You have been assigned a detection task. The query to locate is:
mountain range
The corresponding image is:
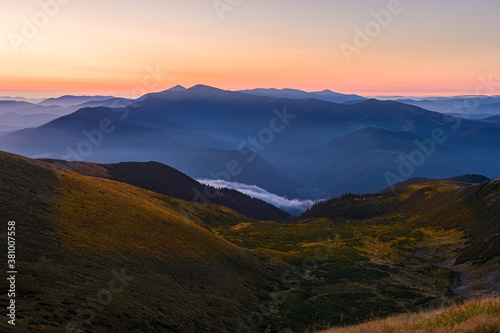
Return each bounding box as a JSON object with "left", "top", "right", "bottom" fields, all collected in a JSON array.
[
  {"left": 239, "top": 88, "right": 367, "bottom": 104},
  {"left": 394, "top": 96, "right": 500, "bottom": 119},
  {"left": 2, "top": 85, "right": 500, "bottom": 203},
  {"left": 0, "top": 96, "right": 134, "bottom": 131}
]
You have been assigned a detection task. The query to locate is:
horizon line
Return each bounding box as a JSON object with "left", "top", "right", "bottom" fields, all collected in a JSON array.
[{"left": 1, "top": 85, "right": 499, "bottom": 100}]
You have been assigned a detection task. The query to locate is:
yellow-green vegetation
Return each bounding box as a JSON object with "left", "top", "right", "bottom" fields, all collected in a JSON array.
[
  {"left": 302, "top": 179, "right": 500, "bottom": 265},
  {"left": 42, "top": 159, "right": 292, "bottom": 221},
  {"left": 54, "top": 171, "right": 254, "bottom": 254},
  {"left": 318, "top": 297, "right": 500, "bottom": 333},
  {"left": 0, "top": 151, "right": 282, "bottom": 332},
  {"left": 1, "top": 150, "right": 499, "bottom": 333},
  {"left": 214, "top": 218, "right": 464, "bottom": 331}
]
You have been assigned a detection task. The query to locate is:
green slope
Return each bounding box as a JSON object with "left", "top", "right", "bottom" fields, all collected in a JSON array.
[
  {"left": 40, "top": 159, "right": 291, "bottom": 220},
  {"left": 214, "top": 180, "right": 500, "bottom": 331},
  {"left": 303, "top": 179, "right": 500, "bottom": 265},
  {"left": 0, "top": 151, "right": 284, "bottom": 332},
  {"left": 1, "top": 151, "right": 499, "bottom": 332}
]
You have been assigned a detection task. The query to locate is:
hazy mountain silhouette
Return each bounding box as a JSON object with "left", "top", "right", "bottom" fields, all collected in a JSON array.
[
  {"left": 0, "top": 98, "right": 134, "bottom": 129},
  {"left": 395, "top": 97, "right": 500, "bottom": 116},
  {"left": 38, "top": 95, "right": 117, "bottom": 107},
  {"left": 73, "top": 97, "right": 133, "bottom": 108},
  {"left": 176, "top": 147, "right": 301, "bottom": 198},
  {"left": 0, "top": 100, "right": 64, "bottom": 116},
  {"left": 0, "top": 112, "right": 59, "bottom": 127},
  {"left": 239, "top": 88, "right": 367, "bottom": 104},
  {"left": 2, "top": 85, "right": 500, "bottom": 199},
  {"left": 0, "top": 96, "right": 44, "bottom": 103},
  {"left": 278, "top": 127, "right": 488, "bottom": 198}
]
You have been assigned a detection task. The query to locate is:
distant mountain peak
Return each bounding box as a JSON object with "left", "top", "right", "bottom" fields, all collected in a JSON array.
[
  {"left": 189, "top": 84, "right": 222, "bottom": 91},
  {"left": 184, "top": 84, "right": 230, "bottom": 96},
  {"left": 167, "top": 85, "right": 187, "bottom": 92}
]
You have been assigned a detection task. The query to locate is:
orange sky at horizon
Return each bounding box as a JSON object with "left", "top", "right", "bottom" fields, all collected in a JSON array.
[{"left": 1, "top": 0, "right": 500, "bottom": 99}]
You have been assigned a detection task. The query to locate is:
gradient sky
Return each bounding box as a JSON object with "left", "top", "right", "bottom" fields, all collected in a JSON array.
[{"left": 1, "top": 0, "right": 500, "bottom": 98}]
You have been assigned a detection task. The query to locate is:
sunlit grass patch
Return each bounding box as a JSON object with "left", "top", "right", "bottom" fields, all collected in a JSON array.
[{"left": 318, "top": 298, "right": 500, "bottom": 333}]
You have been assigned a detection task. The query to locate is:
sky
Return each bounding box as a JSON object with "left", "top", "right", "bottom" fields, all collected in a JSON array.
[{"left": 1, "top": 0, "right": 500, "bottom": 98}]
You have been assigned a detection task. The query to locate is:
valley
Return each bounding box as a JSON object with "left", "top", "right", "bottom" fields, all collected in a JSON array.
[{"left": 0, "top": 151, "right": 498, "bottom": 332}]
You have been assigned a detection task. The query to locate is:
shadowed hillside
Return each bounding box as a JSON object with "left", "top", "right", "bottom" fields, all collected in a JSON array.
[
  {"left": 40, "top": 159, "right": 291, "bottom": 220},
  {"left": 0, "top": 151, "right": 286, "bottom": 332}
]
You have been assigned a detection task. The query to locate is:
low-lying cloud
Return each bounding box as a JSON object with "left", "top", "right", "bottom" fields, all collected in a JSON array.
[{"left": 196, "top": 179, "right": 317, "bottom": 215}]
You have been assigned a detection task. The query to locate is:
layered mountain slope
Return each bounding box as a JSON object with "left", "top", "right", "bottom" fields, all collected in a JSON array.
[
  {"left": 395, "top": 96, "right": 500, "bottom": 116},
  {"left": 2, "top": 85, "right": 500, "bottom": 201},
  {"left": 239, "top": 88, "right": 366, "bottom": 104},
  {"left": 0, "top": 100, "right": 71, "bottom": 116},
  {"left": 175, "top": 148, "right": 301, "bottom": 198},
  {"left": 281, "top": 127, "right": 486, "bottom": 198},
  {"left": 0, "top": 97, "right": 134, "bottom": 129},
  {"left": 38, "top": 95, "right": 118, "bottom": 107}
]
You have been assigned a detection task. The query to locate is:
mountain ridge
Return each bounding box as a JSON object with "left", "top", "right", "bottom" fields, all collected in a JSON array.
[
  {"left": 239, "top": 87, "right": 367, "bottom": 104},
  {"left": 2, "top": 86, "right": 500, "bottom": 200},
  {"left": 40, "top": 158, "right": 291, "bottom": 220}
]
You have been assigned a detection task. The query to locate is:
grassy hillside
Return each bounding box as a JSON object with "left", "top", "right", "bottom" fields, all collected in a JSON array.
[
  {"left": 40, "top": 159, "right": 290, "bottom": 220},
  {"left": 302, "top": 179, "right": 500, "bottom": 265},
  {"left": 379, "top": 174, "right": 490, "bottom": 192},
  {"left": 1, "top": 151, "right": 499, "bottom": 332},
  {"left": 0, "top": 151, "right": 285, "bottom": 332},
  {"left": 214, "top": 216, "right": 465, "bottom": 331},
  {"left": 215, "top": 179, "right": 500, "bottom": 331},
  {"left": 318, "top": 298, "right": 500, "bottom": 333}
]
